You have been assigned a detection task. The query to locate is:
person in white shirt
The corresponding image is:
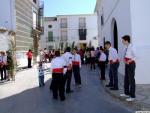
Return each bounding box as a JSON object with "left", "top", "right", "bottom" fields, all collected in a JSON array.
[
  {"left": 0, "top": 51, "right": 7, "bottom": 81},
  {"left": 120, "top": 35, "right": 136, "bottom": 102},
  {"left": 51, "top": 50, "right": 66, "bottom": 101},
  {"left": 105, "top": 41, "right": 120, "bottom": 90},
  {"left": 72, "top": 48, "right": 82, "bottom": 87},
  {"left": 99, "top": 48, "right": 106, "bottom": 80},
  {"left": 90, "top": 47, "right": 96, "bottom": 70},
  {"left": 62, "top": 47, "right": 73, "bottom": 93}
]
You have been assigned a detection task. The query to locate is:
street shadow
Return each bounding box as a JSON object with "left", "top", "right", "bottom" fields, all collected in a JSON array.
[{"left": 0, "top": 65, "right": 134, "bottom": 113}]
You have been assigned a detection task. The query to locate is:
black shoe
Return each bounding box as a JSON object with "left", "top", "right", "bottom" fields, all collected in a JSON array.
[
  {"left": 66, "top": 90, "right": 73, "bottom": 94},
  {"left": 53, "top": 97, "right": 58, "bottom": 100},
  {"left": 110, "top": 87, "right": 119, "bottom": 90},
  {"left": 60, "top": 97, "right": 65, "bottom": 101},
  {"left": 106, "top": 84, "right": 113, "bottom": 87}
]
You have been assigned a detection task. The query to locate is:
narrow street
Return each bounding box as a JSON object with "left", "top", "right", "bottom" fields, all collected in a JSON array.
[{"left": 0, "top": 64, "right": 134, "bottom": 113}]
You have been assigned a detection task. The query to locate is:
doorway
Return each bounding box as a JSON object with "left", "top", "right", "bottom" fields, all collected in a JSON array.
[{"left": 111, "top": 19, "right": 118, "bottom": 52}]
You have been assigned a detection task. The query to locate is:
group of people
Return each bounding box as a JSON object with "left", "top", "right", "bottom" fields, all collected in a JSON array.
[
  {"left": 38, "top": 47, "right": 82, "bottom": 101},
  {"left": 76, "top": 35, "right": 136, "bottom": 102},
  {"left": 0, "top": 51, "right": 15, "bottom": 81},
  {"left": 37, "top": 35, "right": 136, "bottom": 102},
  {"left": 98, "top": 35, "right": 136, "bottom": 102}
]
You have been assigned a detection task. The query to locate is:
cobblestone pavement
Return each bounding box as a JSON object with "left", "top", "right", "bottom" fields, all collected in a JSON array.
[{"left": 0, "top": 64, "right": 134, "bottom": 113}]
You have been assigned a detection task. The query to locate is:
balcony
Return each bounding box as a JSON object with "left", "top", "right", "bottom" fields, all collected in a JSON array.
[{"left": 79, "top": 29, "right": 87, "bottom": 40}]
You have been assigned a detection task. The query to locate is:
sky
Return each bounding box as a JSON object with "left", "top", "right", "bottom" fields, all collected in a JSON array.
[{"left": 44, "top": 0, "right": 97, "bottom": 17}]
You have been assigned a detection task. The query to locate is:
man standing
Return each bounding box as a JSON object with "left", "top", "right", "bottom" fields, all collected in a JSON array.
[
  {"left": 72, "top": 48, "right": 82, "bottom": 87},
  {"left": 62, "top": 47, "right": 73, "bottom": 93},
  {"left": 120, "top": 35, "right": 136, "bottom": 102},
  {"left": 105, "top": 41, "right": 120, "bottom": 90},
  {"left": 51, "top": 51, "right": 66, "bottom": 101},
  {"left": 98, "top": 48, "right": 106, "bottom": 80},
  {"left": 26, "top": 49, "right": 32, "bottom": 68}
]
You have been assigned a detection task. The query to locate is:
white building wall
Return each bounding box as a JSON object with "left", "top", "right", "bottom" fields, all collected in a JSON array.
[
  {"left": 41, "top": 14, "right": 98, "bottom": 50},
  {"left": 58, "top": 14, "right": 98, "bottom": 48},
  {"left": 130, "top": 0, "right": 150, "bottom": 84},
  {"left": 97, "top": 0, "right": 132, "bottom": 75},
  {"left": 96, "top": 0, "right": 150, "bottom": 84},
  {"left": 0, "top": 0, "right": 16, "bottom": 30},
  {"left": 40, "top": 18, "right": 59, "bottom": 50}
]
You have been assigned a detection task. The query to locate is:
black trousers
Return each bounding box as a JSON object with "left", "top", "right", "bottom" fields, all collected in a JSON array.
[
  {"left": 73, "top": 65, "right": 81, "bottom": 85},
  {"left": 28, "top": 58, "right": 32, "bottom": 68},
  {"left": 64, "top": 70, "right": 72, "bottom": 92},
  {"left": 90, "top": 57, "right": 96, "bottom": 69},
  {"left": 124, "top": 63, "right": 136, "bottom": 98},
  {"left": 52, "top": 73, "right": 65, "bottom": 100},
  {"left": 109, "top": 63, "right": 119, "bottom": 89},
  {"left": 99, "top": 61, "right": 106, "bottom": 80},
  {"left": 0, "top": 66, "right": 7, "bottom": 80}
]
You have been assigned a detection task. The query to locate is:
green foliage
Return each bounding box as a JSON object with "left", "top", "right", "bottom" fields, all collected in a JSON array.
[{"left": 6, "top": 49, "right": 14, "bottom": 70}]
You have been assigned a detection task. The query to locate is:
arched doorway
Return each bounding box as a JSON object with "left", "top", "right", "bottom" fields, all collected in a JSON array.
[{"left": 111, "top": 19, "right": 118, "bottom": 51}]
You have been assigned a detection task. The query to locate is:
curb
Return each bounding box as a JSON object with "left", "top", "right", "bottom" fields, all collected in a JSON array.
[{"left": 100, "top": 80, "right": 150, "bottom": 111}]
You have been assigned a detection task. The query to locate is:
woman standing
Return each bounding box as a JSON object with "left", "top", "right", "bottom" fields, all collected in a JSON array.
[{"left": 26, "top": 49, "right": 32, "bottom": 68}]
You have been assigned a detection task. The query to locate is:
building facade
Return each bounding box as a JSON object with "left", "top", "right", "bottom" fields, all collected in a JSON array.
[
  {"left": 95, "top": 0, "right": 150, "bottom": 84},
  {"left": 0, "top": 0, "right": 44, "bottom": 67},
  {"left": 40, "top": 14, "right": 98, "bottom": 50}
]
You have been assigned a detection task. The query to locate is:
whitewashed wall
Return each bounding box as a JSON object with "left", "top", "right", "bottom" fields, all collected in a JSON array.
[
  {"left": 58, "top": 14, "right": 98, "bottom": 48},
  {"left": 0, "top": 33, "right": 9, "bottom": 51},
  {"left": 0, "top": 0, "right": 16, "bottom": 31},
  {"left": 96, "top": 0, "right": 132, "bottom": 75},
  {"left": 41, "top": 15, "right": 98, "bottom": 50},
  {"left": 130, "top": 0, "right": 150, "bottom": 84},
  {"left": 96, "top": 0, "right": 150, "bottom": 84}
]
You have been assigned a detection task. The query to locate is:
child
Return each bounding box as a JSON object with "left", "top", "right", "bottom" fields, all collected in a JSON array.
[{"left": 38, "top": 62, "right": 45, "bottom": 87}]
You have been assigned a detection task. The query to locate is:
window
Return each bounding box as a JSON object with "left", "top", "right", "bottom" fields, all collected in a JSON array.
[
  {"left": 48, "top": 31, "right": 53, "bottom": 42},
  {"left": 33, "top": 0, "right": 36, "bottom": 4},
  {"left": 33, "top": 11, "right": 37, "bottom": 29},
  {"left": 60, "top": 18, "right": 67, "bottom": 28},
  {"left": 61, "top": 30, "right": 67, "bottom": 41},
  {"left": 79, "top": 29, "right": 87, "bottom": 40},
  {"left": 101, "top": 15, "right": 104, "bottom": 26},
  {"left": 79, "top": 18, "right": 86, "bottom": 29}
]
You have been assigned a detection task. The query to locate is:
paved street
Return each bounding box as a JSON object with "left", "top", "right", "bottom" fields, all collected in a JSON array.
[{"left": 0, "top": 64, "right": 134, "bottom": 113}]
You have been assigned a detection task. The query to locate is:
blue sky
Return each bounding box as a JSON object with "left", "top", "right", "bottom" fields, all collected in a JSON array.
[{"left": 44, "top": 0, "right": 97, "bottom": 17}]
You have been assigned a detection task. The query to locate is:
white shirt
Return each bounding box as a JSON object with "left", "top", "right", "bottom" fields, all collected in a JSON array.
[
  {"left": 51, "top": 56, "right": 66, "bottom": 70},
  {"left": 99, "top": 52, "right": 106, "bottom": 61},
  {"left": 108, "top": 47, "right": 119, "bottom": 62},
  {"left": 72, "top": 53, "right": 81, "bottom": 68},
  {"left": 0, "top": 56, "right": 2, "bottom": 63},
  {"left": 0, "top": 55, "right": 7, "bottom": 64},
  {"left": 90, "top": 51, "right": 95, "bottom": 57},
  {"left": 62, "top": 52, "right": 73, "bottom": 66},
  {"left": 124, "top": 44, "right": 136, "bottom": 61},
  {"left": 38, "top": 66, "right": 45, "bottom": 77}
]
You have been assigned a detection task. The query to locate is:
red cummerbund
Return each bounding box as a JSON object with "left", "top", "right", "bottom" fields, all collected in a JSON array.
[
  {"left": 109, "top": 59, "right": 119, "bottom": 64},
  {"left": 72, "top": 61, "right": 80, "bottom": 65},
  {"left": 124, "top": 57, "right": 135, "bottom": 64},
  {"left": 52, "top": 68, "right": 63, "bottom": 73}
]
